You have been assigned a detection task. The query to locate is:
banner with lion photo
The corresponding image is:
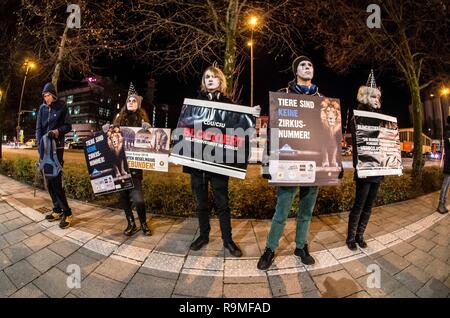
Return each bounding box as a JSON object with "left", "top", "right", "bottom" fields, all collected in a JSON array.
[
  {"left": 121, "top": 127, "right": 171, "bottom": 172},
  {"left": 267, "top": 92, "right": 342, "bottom": 186},
  {"left": 84, "top": 128, "right": 134, "bottom": 195}
]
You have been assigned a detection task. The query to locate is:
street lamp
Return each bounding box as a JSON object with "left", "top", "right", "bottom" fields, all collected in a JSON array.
[
  {"left": 247, "top": 15, "right": 259, "bottom": 107},
  {"left": 16, "top": 60, "right": 36, "bottom": 143}
]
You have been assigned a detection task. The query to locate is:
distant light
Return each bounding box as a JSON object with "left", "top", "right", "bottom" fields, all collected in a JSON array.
[
  {"left": 430, "top": 94, "right": 434, "bottom": 98},
  {"left": 440, "top": 87, "right": 450, "bottom": 96},
  {"left": 247, "top": 41, "right": 253, "bottom": 47},
  {"left": 248, "top": 16, "right": 258, "bottom": 28},
  {"left": 87, "top": 76, "right": 97, "bottom": 83}
]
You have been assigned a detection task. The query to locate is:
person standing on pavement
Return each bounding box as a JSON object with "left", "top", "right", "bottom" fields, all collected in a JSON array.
[
  {"left": 258, "top": 56, "right": 332, "bottom": 270},
  {"left": 36, "top": 82, "right": 73, "bottom": 229},
  {"left": 437, "top": 115, "right": 450, "bottom": 214},
  {"left": 105, "top": 82, "right": 152, "bottom": 236},
  {"left": 346, "top": 70, "right": 384, "bottom": 251},
  {"left": 186, "top": 65, "right": 261, "bottom": 257}
]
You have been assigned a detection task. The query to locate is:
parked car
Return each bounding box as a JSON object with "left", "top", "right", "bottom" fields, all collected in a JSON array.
[
  {"left": 25, "top": 139, "right": 37, "bottom": 147},
  {"left": 68, "top": 138, "right": 87, "bottom": 149}
]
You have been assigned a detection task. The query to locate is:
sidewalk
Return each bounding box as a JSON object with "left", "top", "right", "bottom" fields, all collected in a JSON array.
[{"left": 0, "top": 174, "right": 449, "bottom": 298}]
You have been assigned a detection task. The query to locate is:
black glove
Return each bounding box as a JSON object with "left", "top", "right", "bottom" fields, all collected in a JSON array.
[
  {"left": 338, "top": 164, "right": 344, "bottom": 179},
  {"left": 47, "top": 131, "right": 55, "bottom": 139},
  {"left": 261, "top": 164, "right": 272, "bottom": 180}
]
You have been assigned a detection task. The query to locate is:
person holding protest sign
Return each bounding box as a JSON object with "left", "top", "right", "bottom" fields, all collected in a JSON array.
[
  {"left": 437, "top": 116, "right": 450, "bottom": 214},
  {"left": 258, "top": 56, "right": 327, "bottom": 270},
  {"left": 186, "top": 65, "right": 260, "bottom": 257},
  {"left": 104, "top": 82, "right": 152, "bottom": 236},
  {"left": 346, "top": 70, "right": 384, "bottom": 251},
  {"left": 36, "top": 82, "right": 73, "bottom": 229}
]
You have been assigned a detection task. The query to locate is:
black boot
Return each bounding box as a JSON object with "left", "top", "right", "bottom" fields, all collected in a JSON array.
[
  {"left": 124, "top": 210, "right": 138, "bottom": 236},
  {"left": 136, "top": 203, "right": 151, "bottom": 236},
  {"left": 355, "top": 235, "right": 367, "bottom": 248},
  {"left": 346, "top": 209, "right": 360, "bottom": 249},
  {"left": 437, "top": 202, "right": 449, "bottom": 214},
  {"left": 294, "top": 244, "right": 315, "bottom": 265}
]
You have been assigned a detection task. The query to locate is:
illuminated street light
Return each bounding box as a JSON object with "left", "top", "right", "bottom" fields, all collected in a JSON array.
[
  {"left": 17, "top": 59, "right": 37, "bottom": 143},
  {"left": 440, "top": 87, "right": 450, "bottom": 96},
  {"left": 247, "top": 15, "right": 259, "bottom": 107}
]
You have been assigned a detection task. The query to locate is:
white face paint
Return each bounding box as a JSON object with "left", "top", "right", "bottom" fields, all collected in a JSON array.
[
  {"left": 368, "top": 90, "right": 381, "bottom": 109},
  {"left": 297, "top": 61, "right": 314, "bottom": 81},
  {"left": 204, "top": 70, "right": 220, "bottom": 92},
  {"left": 127, "top": 96, "right": 138, "bottom": 112}
]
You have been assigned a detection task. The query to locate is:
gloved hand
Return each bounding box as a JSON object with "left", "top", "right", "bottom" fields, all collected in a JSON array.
[
  {"left": 102, "top": 123, "right": 111, "bottom": 133},
  {"left": 338, "top": 164, "right": 344, "bottom": 179},
  {"left": 142, "top": 120, "right": 151, "bottom": 130},
  {"left": 47, "top": 130, "right": 57, "bottom": 139},
  {"left": 252, "top": 105, "right": 261, "bottom": 118},
  {"left": 261, "top": 164, "right": 272, "bottom": 180}
]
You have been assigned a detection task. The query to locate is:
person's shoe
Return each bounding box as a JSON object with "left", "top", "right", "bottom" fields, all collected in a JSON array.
[
  {"left": 355, "top": 236, "right": 368, "bottom": 248},
  {"left": 45, "top": 211, "right": 63, "bottom": 222},
  {"left": 294, "top": 244, "right": 315, "bottom": 265},
  {"left": 224, "top": 240, "right": 243, "bottom": 257},
  {"left": 140, "top": 221, "right": 152, "bottom": 236},
  {"left": 257, "top": 248, "right": 275, "bottom": 270},
  {"left": 190, "top": 236, "right": 209, "bottom": 251},
  {"left": 346, "top": 241, "right": 358, "bottom": 251},
  {"left": 124, "top": 216, "right": 138, "bottom": 236},
  {"left": 59, "top": 214, "right": 73, "bottom": 229},
  {"left": 437, "top": 203, "right": 449, "bottom": 214}
]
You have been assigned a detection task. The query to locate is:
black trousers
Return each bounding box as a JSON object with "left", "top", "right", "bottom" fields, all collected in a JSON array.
[
  {"left": 119, "top": 177, "right": 146, "bottom": 223},
  {"left": 47, "top": 149, "right": 71, "bottom": 215},
  {"left": 347, "top": 180, "right": 380, "bottom": 242},
  {"left": 190, "top": 172, "right": 232, "bottom": 244}
]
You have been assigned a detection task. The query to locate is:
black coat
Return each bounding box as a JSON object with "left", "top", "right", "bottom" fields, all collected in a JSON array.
[
  {"left": 350, "top": 103, "right": 384, "bottom": 183},
  {"left": 443, "top": 125, "right": 450, "bottom": 174}
]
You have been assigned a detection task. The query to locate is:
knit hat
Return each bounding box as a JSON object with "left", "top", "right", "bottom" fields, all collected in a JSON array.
[
  {"left": 42, "top": 82, "right": 57, "bottom": 99},
  {"left": 292, "top": 55, "right": 313, "bottom": 75}
]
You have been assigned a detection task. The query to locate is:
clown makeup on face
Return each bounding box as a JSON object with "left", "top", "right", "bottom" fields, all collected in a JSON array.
[
  {"left": 368, "top": 90, "right": 381, "bottom": 109},
  {"left": 127, "top": 96, "right": 139, "bottom": 112},
  {"left": 204, "top": 70, "right": 221, "bottom": 92},
  {"left": 297, "top": 61, "right": 314, "bottom": 83}
]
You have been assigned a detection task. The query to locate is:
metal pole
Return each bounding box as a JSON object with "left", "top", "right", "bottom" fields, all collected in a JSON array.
[
  {"left": 17, "top": 64, "right": 30, "bottom": 141},
  {"left": 250, "top": 30, "right": 254, "bottom": 107}
]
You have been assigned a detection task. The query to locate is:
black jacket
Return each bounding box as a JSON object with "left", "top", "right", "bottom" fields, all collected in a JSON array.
[
  {"left": 350, "top": 103, "right": 384, "bottom": 183},
  {"left": 444, "top": 125, "right": 450, "bottom": 174},
  {"left": 182, "top": 91, "right": 233, "bottom": 176},
  {"left": 36, "top": 99, "right": 72, "bottom": 152}
]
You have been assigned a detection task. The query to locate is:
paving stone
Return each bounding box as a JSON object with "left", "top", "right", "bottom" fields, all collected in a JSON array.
[
  {"left": 0, "top": 270, "right": 17, "bottom": 297},
  {"left": 404, "top": 249, "right": 434, "bottom": 270},
  {"left": 47, "top": 239, "right": 81, "bottom": 258},
  {"left": 0, "top": 235, "right": 8, "bottom": 250},
  {"left": 357, "top": 270, "right": 404, "bottom": 298},
  {"left": 224, "top": 283, "right": 272, "bottom": 298},
  {"left": 33, "top": 267, "right": 73, "bottom": 298},
  {"left": 173, "top": 273, "right": 223, "bottom": 297},
  {"left": 4, "top": 260, "right": 41, "bottom": 288},
  {"left": 20, "top": 223, "right": 45, "bottom": 236},
  {"left": 341, "top": 257, "right": 378, "bottom": 279},
  {"left": 10, "top": 283, "right": 48, "bottom": 298},
  {"left": 410, "top": 237, "right": 437, "bottom": 253},
  {"left": 429, "top": 245, "right": 450, "bottom": 263},
  {"left": 394, "top": 265, "right": 432, "bottom": 293},
  {"left": 312, "top": 269, "right": 363, "bottom": 298},
  {"left": 56, "top": 251, "right": 103, "bottom": 280},
  {"left": 23, "top": 232, "right": 54, "bottom": 252},
  {"left": 389, "top": 241, "right": 415, "bottom": 257},
  {"left": 3, "top": 229, "right": 28, "bottom": 245},
  {"left": 432, "top": 234, "right": 450, "bottom": 246},
  {"left": 268, "top": 272, "right": 317, "bottom": 297},
  {"left": 121, "top": 272, "right": 177, "bottom": 298},
  {"left": 26, "top": 248, "right": 64, "bottom": 273},
  {"left": 225, "top": 241, "right": 260, "bottom": 258},
  {"left": 416, "top": 278, "right": 450, "bottom": 298},
  {"left": 388, "top": 285, "right": 418, "bottom": 298},
  {"left": 3, "top": 218, "right": 28, "bottom": 231},
  {"left": 155, "top": 237, "right": 191, "bottom": 255},
  {"left": 346, "top": 291, "right": 371, "bottom": 298},
  {"left": 71, "top": 272, "right": 126, "bottom": 298},
  {"left": 375, "top": 252, "right": 411, "bottom": 276},
  {"left": 2, "top": 242, "right": 34, "bottom": 263},
  {"left": 94, "top": 256, "right": 140, "bottom": 283},
  {"left": 277, "top": 289, "right": 322, "bottom": 298},
  {"left": 0, "top": 250, "right": 12, "bottom": 271},
  {"left": 424, "top": 258, "right": 450, "bottom": 281},
  {"left": 138, "top": 266, "right": 180, "bottom": 281}
]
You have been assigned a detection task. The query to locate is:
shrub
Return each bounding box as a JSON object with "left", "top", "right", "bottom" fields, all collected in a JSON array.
[{"left": 0, "top": 157, "right": 444, "bottom": 219}]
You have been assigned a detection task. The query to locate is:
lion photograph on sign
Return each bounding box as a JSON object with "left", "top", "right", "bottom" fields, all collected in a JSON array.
[
  {"left": 320, "top": 98, "right": 342, "bottom": 167},
  {"left": 107, "top": 126, "right": 127, "bottom": 177}
]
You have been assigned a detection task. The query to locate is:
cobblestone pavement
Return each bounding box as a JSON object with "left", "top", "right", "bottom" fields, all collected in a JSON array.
[{"left": 0, "top": 174, "right": 449, "bottom": 298}]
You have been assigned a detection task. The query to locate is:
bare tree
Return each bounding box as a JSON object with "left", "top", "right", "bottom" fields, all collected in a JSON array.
[
  {"left": 17, "top": 0, "right": 130, "bottom": 90},
  {"left": 299, "top": 0, "right": 450, "bottom": 177},
  {"left": 122, "top": 0, "right": 305, "bottom": 100}
]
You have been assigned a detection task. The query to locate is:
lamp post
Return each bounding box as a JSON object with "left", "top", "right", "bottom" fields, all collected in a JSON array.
[
  {"left": 16, "top": 60, "right": 35, "bottom": 143},
  {"left": 247, "top": 16, "right": 258, "bottom": 107}
]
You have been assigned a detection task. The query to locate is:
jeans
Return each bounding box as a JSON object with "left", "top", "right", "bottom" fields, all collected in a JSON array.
[
  {"left": 439, "top": 174, "right": 450, "bottom": 205},
  {"left": 47, "top": 149, "right": 71, "bottom": 215},
  {"left": 119, "top": 177, "right": 146, "bottom": 222},
  {"left": 190, "top": 172, "right": 232, "bottom": 244},
  {"left": 266, "top": 186, "right": 319, "bottom": 251},
  {"left": 347, "top": 180, "right": 380, "bottom": 242}
]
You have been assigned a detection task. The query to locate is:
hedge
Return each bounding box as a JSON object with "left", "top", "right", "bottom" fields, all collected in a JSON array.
[{"left": 0, "top": 157, "right": 443, "bottom": 219}]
